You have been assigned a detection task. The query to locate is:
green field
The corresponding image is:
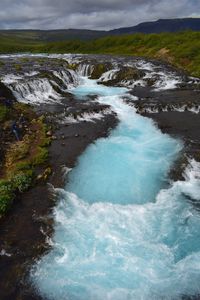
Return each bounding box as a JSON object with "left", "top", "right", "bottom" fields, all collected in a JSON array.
[{"left": 0, "top": 31, "right": 200, "bottom": 77}]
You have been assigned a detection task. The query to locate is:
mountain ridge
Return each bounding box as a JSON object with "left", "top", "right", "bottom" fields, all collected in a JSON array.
[
  {"left": 0, "top": 18, "right": 200, "bottom": 41},
  {"left": 110, "top": 18, "right": 200, "bottom": 34}
]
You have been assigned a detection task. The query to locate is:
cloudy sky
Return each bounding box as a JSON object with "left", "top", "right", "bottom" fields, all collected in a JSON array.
[{"left": 0, "top": 0, "right": 199, "bottom": 30}]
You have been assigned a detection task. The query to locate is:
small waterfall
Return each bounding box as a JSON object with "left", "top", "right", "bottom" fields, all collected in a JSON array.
[
  {"left": 67, "top": 69, "right": 80, "bottom": 86},
  {"left": 98, "top": 69, "right": 119, "bottom": 82},
  {"left": 8, "top": 78, "right": 61, "bottom": 104},
  {"left": 77, "top": 64, "right": 94, "bottom": 77},
  {"left": 53, "top": 69, "right": 80, "bottom": 90},
  {"left": 2, "top": 69, "right": 80, "bottom": 105}
]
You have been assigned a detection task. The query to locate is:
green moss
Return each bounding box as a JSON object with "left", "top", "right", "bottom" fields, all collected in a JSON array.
[
  {"left": 15, "top": 161, "right": 32, "bottom": 171},
  {"left": 20, "top": 57, "right": 30, "bottom": 63},
  {"left": 0, "top": 104, "right": 8, "bottom": 122},
  {"left": 90, "top": 63, "right": 111, "bottom": 79},
  {"left": 0, "top": 60, "right": 5, "bottom": 68},
  {"left": 14, "top": 64, "right": 22, "bottom": 72},
  {"left": 66, "top": 63, "right": 78, "bottom": 70},
  {"left": 103, "top": 66, "right": 144, "bottom": 86}
]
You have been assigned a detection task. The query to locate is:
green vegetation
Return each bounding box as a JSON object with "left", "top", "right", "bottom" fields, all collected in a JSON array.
[
  {"left": 0, "top": 103, "right": 51, "bottom": 217},
  {"left": 0, "top": 30, "right": 199, "bottom": 77},
  {"left": 14, "top": 64, "right": 22, "bottom": 72},
  {"left": 0, "top": 180, "right": 14, "bottom": 215},
  {"left": 90, "top": 63, "right": 112, "bottom": 79},
  {"left": 0, "top": 60, "right": 5, "bottom": 67},
  {"left": 0, "top": 104, "right": 8, "bottom": 122}
]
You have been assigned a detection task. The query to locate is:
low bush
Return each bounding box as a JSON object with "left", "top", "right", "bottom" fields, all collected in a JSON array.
[{"left": 0, "top": 180, "right": 14, "bottom": 215}]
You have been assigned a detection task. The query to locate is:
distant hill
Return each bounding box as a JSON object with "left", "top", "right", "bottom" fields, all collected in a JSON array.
[
  {"left": 0, "top": 29, "right": 106, "bottom": 42},
  {"left": 110, "top": 18, "right": 200, "bottom": 34},
  {"left": 0, "top": 18, "right": 200, "bottom": 42}
]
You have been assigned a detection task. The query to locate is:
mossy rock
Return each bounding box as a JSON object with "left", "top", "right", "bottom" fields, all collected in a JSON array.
[
  {"left": 90, "top": 63, "right": 112, "bottom": 79},
  {"left": 100, "top": 66, "right": 145, "bottom": 86},
  {"left": 0, "top": 81, "right": 15, "bottom": 99},
  {"left": 117, "top": 67, "right": 145, "bottom": 81},
  {"left": 67, "top": 63, "right": 79, "bottom": 71},
  {"left": 14, "top": 64, "right": 22, "bottom": 72},
  {"left": 145, "top": 76, "right": 159, "bottom": 87}
]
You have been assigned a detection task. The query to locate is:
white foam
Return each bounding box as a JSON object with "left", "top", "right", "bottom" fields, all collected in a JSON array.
[
  {"left": 8, "top": 78, "right": 61, "bottom": 104},
  {"left": 0, "top": 249, "right": 12, "bottom": 257},
  {"left": 1, "top": 68, "right": 80, "bottom": 104},
  {"left": 59, "top": 108, "right": 113, "bottom": 124},
  {"left": 98, "top": 69, "right": 119, "bottom": 82},
  {"left": 31, "top": 159, "right": 200, "bottom": 300},
  {"left": 142, "top": 105, "right": 200, "bottom": 114},
  {"left": 77, "top": 64, "right": 94, "bottom": 77}
]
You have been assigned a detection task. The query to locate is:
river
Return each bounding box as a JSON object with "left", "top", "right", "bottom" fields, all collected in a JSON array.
[{"left": 30, "top": 76, "right": 200, "bottom": 299}]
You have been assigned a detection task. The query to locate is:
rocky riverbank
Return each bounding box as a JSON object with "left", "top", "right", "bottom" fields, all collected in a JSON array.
[
  {"left": 126, "top": 87, "right": 200, "bottom": 180},
  {"left": 0, "top": 54, "right": 199, "bottom": 300}
]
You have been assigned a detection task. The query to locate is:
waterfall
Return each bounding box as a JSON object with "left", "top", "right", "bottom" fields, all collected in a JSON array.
[
  {"left": 4, "top": 77, "right": 60, "bottom": 104},
  {"left": 77, "top": 64, "right": 94, "bottom": 77},
  {"left": 98, "top": 69, "right": 119, "bottom": 82},
  {"left": 2, "top": 69, "right": 80, "bottom": 105},
  {"left": 53, "top": 69, "right": 80, "bottom": 90}
]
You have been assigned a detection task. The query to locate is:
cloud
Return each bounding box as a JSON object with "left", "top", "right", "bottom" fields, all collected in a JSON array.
[{"left": 0, "top": 0, "right": 199, "bottom": 30}]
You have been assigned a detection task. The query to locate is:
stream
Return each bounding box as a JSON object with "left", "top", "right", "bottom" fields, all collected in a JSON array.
[{"left": 30, "top": 77, "right": 200, "bottom": 299}]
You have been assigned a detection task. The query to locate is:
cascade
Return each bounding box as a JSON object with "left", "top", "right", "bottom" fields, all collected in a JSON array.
[
  {"left": 2, "top": 69, "right": 80, "bottom": 104},
  {"left": 77, "top": 64, "right": 94, "bottom": 77}
]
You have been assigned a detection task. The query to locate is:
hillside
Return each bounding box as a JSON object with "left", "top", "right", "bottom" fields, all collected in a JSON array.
[
  {"left": 0, "top": 18, "right": 200, "bottom": 43},
  {"left": 0, "top": 29, "right": 106, "bottom": 42}
]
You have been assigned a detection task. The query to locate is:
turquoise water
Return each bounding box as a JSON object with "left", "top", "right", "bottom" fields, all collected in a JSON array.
[
  {"left": 31, "top": 77, "right": 200, "bottom": 300},
  {"left": 70, "top": 77, "right": 128, "bottom": 98}
]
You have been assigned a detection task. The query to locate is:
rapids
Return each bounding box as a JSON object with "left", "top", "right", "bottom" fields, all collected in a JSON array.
[{"left": 31, "top": 77, "right": 200, "bottom": 300}]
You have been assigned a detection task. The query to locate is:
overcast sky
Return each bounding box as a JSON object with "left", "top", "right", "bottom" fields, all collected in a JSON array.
[{"left": 0, "top": 0, "right": 199, "bottom": 30}]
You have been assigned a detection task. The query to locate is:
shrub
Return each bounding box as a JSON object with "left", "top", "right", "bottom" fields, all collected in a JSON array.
[
  {"left": 31, "top": 147, "right": 48, "bottom": 166},
  {"left": 0, "top": 180, "right": 14, "bottom": 215},
  {"left": 12, "top": 170, "right": 33, "bottom": 192}
]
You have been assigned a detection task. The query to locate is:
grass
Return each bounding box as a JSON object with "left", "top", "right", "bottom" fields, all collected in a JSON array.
[{"left": 0, "top": 103, "right": 51, "bottom": 217}]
